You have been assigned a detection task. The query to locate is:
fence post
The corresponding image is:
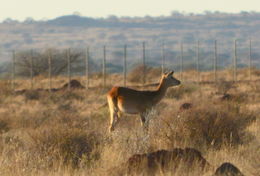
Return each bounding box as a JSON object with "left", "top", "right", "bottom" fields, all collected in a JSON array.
[
  {"left": 249, "top": 39, "right": 252, "bottom": 81},
  {"left": 180, "top": 42, "right": 183, "bottom": 81},
  {"left": 48, "top": 49, "right": 52, "bottom": 91},
  {"left": 86, "top": 47, "right": 90, "bottom": 89},
  {"left": 214, "top": 40, "right": 217, "bottom": 83},
  {"left": 142, "top": 42, "right": 146, "bottom": 86},
  {"left": 67, "top": 48, "right": 71, "bottom": 90},
  {"left": 103, "top": 45, "right": 106, "bottom": 87},
  {"left": 196, "top": 41, "right": 200, "bottom": 83},
  {"left": 123, "top": 44, "right": 127, "bottom": 86},
  {"left": 161, "top": 41, "right": 165, "bottom": 75},
  {"left": 11, "top": 50, "right": 16, "bottom": 91},
  {"left": 30, "top": 49, "right": 34, "bottom": 89},
  {"left": 233, "top": 39, "right": 237, "bottom": 82}
]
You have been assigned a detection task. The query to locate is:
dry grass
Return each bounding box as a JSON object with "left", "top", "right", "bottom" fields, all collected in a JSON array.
[
  {"left": 0, "top": 68, "right": 259, "bottom": 176},
  {"left": 156, "top": 100, "right": 256, "bottom": 150}
]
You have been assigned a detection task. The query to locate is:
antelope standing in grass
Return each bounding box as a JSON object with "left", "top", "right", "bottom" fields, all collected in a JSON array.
[{"left": 107, "top": 71, "right": 181, "bottom": 132}]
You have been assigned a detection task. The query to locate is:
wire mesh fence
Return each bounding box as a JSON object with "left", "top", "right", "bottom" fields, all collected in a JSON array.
[{"left": 0, "top": 39, "right": 259, "bottom": 91}]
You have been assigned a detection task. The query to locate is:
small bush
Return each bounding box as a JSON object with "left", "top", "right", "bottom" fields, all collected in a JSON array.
[
  {"left": 0, "top": 119, "right": 9, "bottom": 133},
  {"left": 24, "top": 90, "right": 40, "bottom": 100},
  {"left": 32, "top": 127, "right": 102, "bottom": 168},
  {"left": 60, "top": 131, "right": 101, "bottom": 167},
  {"left": 216, "top": 80, "right": 234, "bottom": 94},
  {"left": 160, "top": 102, "right": 256, "bottom": 149}
]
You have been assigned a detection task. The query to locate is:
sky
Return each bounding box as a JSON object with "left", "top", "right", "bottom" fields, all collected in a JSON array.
[{"left": 0, "top": 0, "right": 259, "bottom": 21}]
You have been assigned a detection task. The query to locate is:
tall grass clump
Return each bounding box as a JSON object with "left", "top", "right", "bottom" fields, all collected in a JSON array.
[
  {"left": 159, "top": 101, "right": 256, "bottom": 150},
  {"left": 0, "top": 127, "right": 103, "bottom": 175},
  {"left": 36, "top": 127, "right": 103, "bottom": 168}
]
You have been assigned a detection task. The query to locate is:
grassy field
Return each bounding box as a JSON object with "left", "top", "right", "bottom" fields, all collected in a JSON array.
[{"left": 0, "top": 68, "right": 259, "bottom": 175}]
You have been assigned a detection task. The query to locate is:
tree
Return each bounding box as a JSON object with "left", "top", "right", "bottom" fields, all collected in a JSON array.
[
  {"left": 14, "top": 49, "right": 84, "bottom": 77},
  {"left": 24, "top": 17, "right": 35, "bottom": 24}
]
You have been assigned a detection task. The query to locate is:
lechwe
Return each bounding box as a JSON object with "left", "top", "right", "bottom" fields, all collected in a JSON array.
[{"left": 107, "top": 71, "right": 181, "bottom": 132}]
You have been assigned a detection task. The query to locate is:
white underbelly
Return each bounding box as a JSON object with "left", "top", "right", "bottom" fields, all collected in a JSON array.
[{"left": 118, "top": 103, "right": 139, "bottom": 114}]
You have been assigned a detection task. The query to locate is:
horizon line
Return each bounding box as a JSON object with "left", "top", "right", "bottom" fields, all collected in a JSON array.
[{"left": 1, "top": 10, "right": 259, "bottom": 23}]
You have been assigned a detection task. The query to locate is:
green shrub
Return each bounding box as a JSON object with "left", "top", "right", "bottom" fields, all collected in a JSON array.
[{"left": 0, "top": 119, "right": 9, "bottom": 133}]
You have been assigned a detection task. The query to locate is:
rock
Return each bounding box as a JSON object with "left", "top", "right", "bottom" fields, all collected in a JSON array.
[
  {"left": 213, "top": 162, "right": 244, "bottom": 176},
  {"left": 180, "top": 102, "right": 193, "bottom": 111},
  {"left": 127, "top": 148, "right": 210, "bottom": 175},
  {"left": 61, "top": 79, "right": 85, "bottom": 89}
]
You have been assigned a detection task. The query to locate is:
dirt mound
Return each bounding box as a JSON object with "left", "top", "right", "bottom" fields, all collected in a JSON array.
[
  {"left": 180, "top": 102, "right": 193, "bottom": 111},
  {"left": 127, "top": 148, "right": 210, "bottom": 175},
  {"left": 61, "top": 79, "right": 85, "bottom": 89},
  {"left": 221, "top": 93, "right": 234, "bottom": 101},
  {"left": 15, "top": 79, "right": 85, "bottom": 95},
  {"left": 220, "top": 93, "right": 247, "bottom": 103},
  {"left": 213, "top": 162, "right": 244, "bottom": 176}
]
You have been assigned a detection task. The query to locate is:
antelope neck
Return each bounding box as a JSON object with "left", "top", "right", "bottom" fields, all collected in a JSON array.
[{"left": 152, "top": 80, "right": 169, "bottom": 104}]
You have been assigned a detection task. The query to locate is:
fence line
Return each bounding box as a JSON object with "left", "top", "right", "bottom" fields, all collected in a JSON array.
[
  {"left": 86, "top": 47, "right": 90, "bottom": 89},
  {"left": 30, "top": 49, "right": 34, "bottom": 89},
  {"left": 249, "top": 39, "right": 252, "bottom": 81},
  {"left": 103, "top": 45, "right": 106, "bottom": 87},
  {"left": 123, "top": 45, "right": 127, "bottom": 86},
  {"left": 214, "top": 40, "right": 218, "bottom": 82},
  {"left": 142, "top": 42, "right": 146, "bottom": 86},
  {"left": 4, "top": 39, "right": 260, "bottom": 92},
  {"left": 233, "top": 40, "right": 237, "bottom": 82},
  {"left": 11, "top": 50, "right": 15, "bottom": 91},
  {"left": 67, "top": 48, "right": 71, "bottom": 90},
  {"left": 196, "top": 41, "right": 200, "bottom": 83},
  {"left": 161, "top": 41, "right": 165, "bottom": 75},
  {"left": 180, "top": 42, "right": 184, "bottom": 81},
  {"left": 48, "top": 49, "right": 52, "bottom": 91}
]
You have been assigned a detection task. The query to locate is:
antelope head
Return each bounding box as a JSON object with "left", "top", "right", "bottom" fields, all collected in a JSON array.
[{"left": 160, "top": 71, "right": 181, "bottom": 88}]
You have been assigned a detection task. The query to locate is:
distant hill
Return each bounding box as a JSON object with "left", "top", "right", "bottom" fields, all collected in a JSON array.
[
  {"left": 46, "top": 15, "right": 104, "bottom": 27},
  {"left": 41, "top": 13, "right": 260, "bottom": 30},
  {"left": 45, "top": 15, "right": 154, "bottom": 28},
  {"left": 0, "top": 12, "right": 259, "bottom": 70}
]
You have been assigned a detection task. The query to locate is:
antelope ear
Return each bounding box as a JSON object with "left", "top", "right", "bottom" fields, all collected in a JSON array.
[
  {"left": 163, "top": 70, "right": 168, "bottom": 77},
  {"left": 166, "top": 71, "right": 174, "bottom": 77}
]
